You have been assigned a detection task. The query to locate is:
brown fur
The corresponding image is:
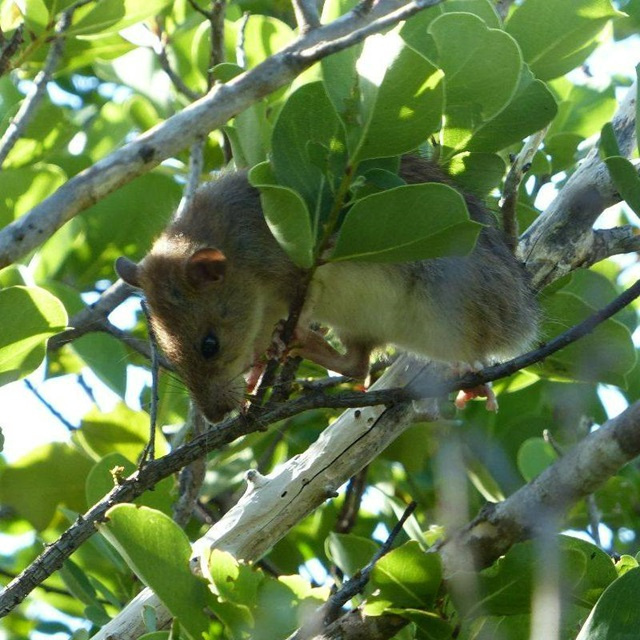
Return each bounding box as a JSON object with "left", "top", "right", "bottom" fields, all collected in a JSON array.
[{"left": 116, "top": 157, "right": 538, "bottom": 421}]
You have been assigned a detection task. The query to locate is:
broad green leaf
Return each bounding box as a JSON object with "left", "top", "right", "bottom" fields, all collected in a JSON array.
[
  {"left": 367, "top": 542, "right": 442, "bottom": 611},
  {"left": 72, "top": 333, "right": 127, "bottom": 398},
  {"left": 86, "top": 452, "right": 175, "bottom": 515},
  {"left": 23, "top": 0, "right": 49, "bottom": 35},
  {"left": 69, "top": 0, "right": 173, "bottom": 35},
  {"left": 325, "top": 532, "right": 378, "bottom": 578},
  {"left": 62, "top": 172, "right": 180, "bottom": 287},
  {"left": 0, "top": 442, "right": 93, "bottom": 529},
  {"left": 73, "top": 404, "right": 169, "bottom": 463},
  {"left": 208, "top": 549, "right": 263, "bottom": 606},
  {"left": 534, "top": 291, "right": 636, "bottom": 387},
  {"left": 505, "top": 0, "right": 621, "bottom": 80},
  {"left": 550, "top": 82, "right": 617, "bottom": 140},
  {"left": 331, "top": 183, "right": 482, "bottom": 262},
  {"left": 271, "top": 81, "right": 346, "bottom": 221},
  {"left": 605, "top": 156, "right": 640, "bottom": 216},
  {"left": 59, "top": 558, "right": 108, "bottom": 616},
  {"left": 351, "top": 32, "right": 443, "bottom": 162},
  {"left": 561, "top": 536, "right": 617, "bottom": 607},
  {"left": 546, "top": 132, "right": 583, "bottom": 174},
  {"left": 249, "top": 162, "right": 314, "bottom": 268},
  {"left": 0, "top": 165, "right": 66, "bottom": 227},
  {"left": 99, "top": 505, "right": 212, "bottom": 640},
  {"left": 393, "top": 609, "right": 454, "bottom": 640},
  {"left": 517, "top": 437, "right": 558, "bottom": 482},
  {"left": 0, "top": 286, "right": 67, "bottom": 386},
  {"left": 444, "top": 153, "right": 506, "bottom": 197},
  {"left": 599, "top": 122, "right": 621, "bottom": 159},
  {"left": 467, "top": 74, "right": 557, "bottom": 153},
  {"left": 576, "top": 568, "right": 640, "bottom": 640},
  {"left": 240, "top": 14, "right": 295, "bottom": 69},
  {"left": 428, "top": 13, "right": 522, "bottom": 151},
  {"left": 215, "top": 63, "right": 270, "bottom": 167}
]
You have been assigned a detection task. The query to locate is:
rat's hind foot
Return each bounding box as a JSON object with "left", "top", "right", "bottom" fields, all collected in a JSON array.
[{"left": 451, "top": 361, "right": 498, "bottom": 412}]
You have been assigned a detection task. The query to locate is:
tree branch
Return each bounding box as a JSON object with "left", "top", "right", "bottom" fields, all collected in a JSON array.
[
  {"left": 292, "top": 0, "right": 321, "bottom": 33},
  {"left": 435, "top": 400, "right": 640, "bottom": 573},
  {"left": 0, "top": 0, "right": 445, "bottom": 269},
  {"left": 521, "top": 80, "right": 638, "bottom": 289}
]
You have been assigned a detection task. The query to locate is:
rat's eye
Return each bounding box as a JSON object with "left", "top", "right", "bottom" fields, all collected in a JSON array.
[{"left": 200, "top": 332, "right": 220, "bottom": 359}]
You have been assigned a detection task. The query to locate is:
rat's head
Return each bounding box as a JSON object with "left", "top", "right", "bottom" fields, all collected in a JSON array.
[{"left": 116, "top": 238, "right": 265, "bottom": 422}]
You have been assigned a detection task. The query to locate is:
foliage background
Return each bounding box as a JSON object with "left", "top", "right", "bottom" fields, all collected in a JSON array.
[{"left": 1, "top": 0, "right": 640, "bottom": 638}]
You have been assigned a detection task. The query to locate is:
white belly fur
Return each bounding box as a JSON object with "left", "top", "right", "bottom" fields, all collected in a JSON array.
[{"left": 308, "top": 262, "right": 476, "bottom": 363}]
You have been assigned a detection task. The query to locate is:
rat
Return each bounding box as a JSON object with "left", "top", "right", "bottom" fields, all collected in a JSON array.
[{"left": 115, "top": 155, "right": 538, "bottom": 422}]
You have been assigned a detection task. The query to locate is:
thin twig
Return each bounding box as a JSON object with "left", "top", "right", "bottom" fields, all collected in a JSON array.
[
  {"left": 236, "top": 12, "right": 250, "bottom": 68},
  {"left": 500, "top": 126, "right": 549, "bottom": 252},
  {"left": 336, "top": 467, "right": 368, "bottom": 534},
  {"left": 0, "top": 0, "right": 96, "bottom": 167},
  {"left": 288, "top": 502, "right": 417, "bottom": 639},
  {"left": 495, "top": 0, "right": 517, "bottom": 20},
  {"left": 176, "top": 136, "right": 205, "bottom": 217},
  {"left": 173, "top": 404, "right": 207, "bottom": 527},
  {"left": 209, "top": 1, "right": 227, "bottom": 83},
  {"left": 140, "top": 301, "right": 160, "bottom": 464},
  {"left": 155, "top": 19, "right": 201, "bottom": 101},
  {"left": 0, "top": 25, "right": 24, "bottom": 77},
  {"left": 24, "top": 379, "right": 77, "bottom": 432},
  {"left": 292, "top": 0, "right": 321, "bottom": 33}
]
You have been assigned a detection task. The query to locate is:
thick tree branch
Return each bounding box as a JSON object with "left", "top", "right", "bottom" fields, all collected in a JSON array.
[
  {"left": 521, "top": 80, "right": 638, "bottom": 289},
  {"left": 0, "top": 0, "right": 444, "bottom": 270},
  {"left": 435, "top": 400, "right": 640, "bottom": 573}
]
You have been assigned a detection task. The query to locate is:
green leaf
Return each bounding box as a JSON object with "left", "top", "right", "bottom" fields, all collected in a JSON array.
[
  {"left": 0, "top": 442, "right": 93, "bottom": 529},
  {"left": 350, "top": 32, "right": 444, "bottom": 161},
  {"left": 271, "top": 81, "right": 346, "bottom": 221},
  {"left": 428, "top": 13, "right": 522, "bottom": 151},
  {"left": 73, "top": 404, "right": 169, "bottom": 464},
  {"left": 331, "top": 183, "right": 482, "bottom": 262},
  {"left": 467, "top": 71, "right": 557, "bottom": 154},
  {"left": 505, "top": 0, "right": 621, "bottom": 80},
  {"left": 72, "top": 333, "right": 127, "bottom": 398},
  {"left": 59, "top": 558, "right": 107, "bottom": 614},
  {"left": 23, "top": 0, "right": 49, "bottom": 35},
  {"left": 393, "top": 609, "right": 454, "bottom": 640},
  {"left": 576, "top": 568, "right": 640, "bottom": 639},
  {"left": 605, "top": 156, "right": 640, "bottom": 216},
  {"left": 444, "top": 153, "right": 506, "bottom": 197},
  {"left": 99, "top": 505, "right": 212, "bottom": 640},
  {"left": 69, "top": 0, "right": 174, "bottom": 35},
  {"left": 240, "top": 14, "right": 295, "bottom": 69},
  {"left": 86, "top": 452, "right": 175, "bottom": 516},
  {"left": 534, "top": 291, "right": 636, "bottom": 387},
  {"left": 546, "top": 132, "right": 583, "bottom": 174},
  {"left": 0, "top": 165, "right": 66, "bottom": 227},
  {"left": 248, "top": 162, "right": 314, "bottom": 268},
  {"left": 600, "top": 122, "right": 621, "bottom": 159},
  {"left": 208, "top": 549, "right": 263, "bottom": 606},
  {"left": 517, "top": 437, "right": 558, "bottom": 482},
  {"left": 367, "top": 541, "right": 442, "bottom": 610},
  {"left": 0, "top": 286, "right": 67, "bottom": 386},
  {"left": 325, "top": 533, "right": 379, "bottom": 578}
]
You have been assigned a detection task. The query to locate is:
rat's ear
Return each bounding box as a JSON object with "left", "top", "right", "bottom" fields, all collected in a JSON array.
[
  {"left": 115, "top": 256, "right": 142, "bottom": 288},
  {"left": 186, "top": 248, "right": 227, "bottom": 288}
]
